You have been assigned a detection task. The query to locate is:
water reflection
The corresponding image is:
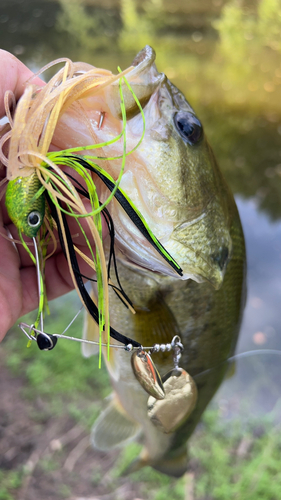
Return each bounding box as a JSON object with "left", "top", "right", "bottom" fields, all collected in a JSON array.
[
  {"left": 214, "top": 0, "right": 281, "bottom": 107},
  {"left": 237, "top": 197, "right": 281, "bottom": 353},
  {"left": 211, "top": 197, "right": 281, "bottom": 422},
  {"left": 203, "top": 110, "right": 281, "bottom": 219},
  {"left": 1, "top": 1, "right": 281, "bottom": 111}
]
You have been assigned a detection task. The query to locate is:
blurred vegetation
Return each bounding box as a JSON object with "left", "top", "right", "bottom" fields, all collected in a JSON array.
[
  {"left": 0, "top": 0, "right": 281, "bottom": 219},
  {"left": 0, "top": 470, "right": 23, "bottom": 500},
  {"left": 1, "top": 297, "right": 281, "bottom": 499},
  {"left": 0, "top": 292, "right": 281, "bottom": 500},
  {"left": 4, "top": 293, "right": 110, "bottom": 420},
  {"left": 190, "top": 410, "right": 281, "bottom": 500}
]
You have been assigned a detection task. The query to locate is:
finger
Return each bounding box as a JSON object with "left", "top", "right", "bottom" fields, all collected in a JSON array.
[
  {"left": 0, "top": 215, "right": 22, "bottom": 340},
  {"left": 0, "top": 50, "right": 44, "bottom": 118}
]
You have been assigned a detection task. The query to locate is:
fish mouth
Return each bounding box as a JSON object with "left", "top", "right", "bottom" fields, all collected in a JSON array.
[
  {"left": 106, "top": 46, "right": 165, "bottom": 120},
  {"left": 112, "top": 194, "right": 233, "bottom": 289},
  {"left": 112, "top": 206, "right": 232, "bottom": 288},
  {"left": 116, "top": 241, "right": 230, "bottom": 290},
  {"left": 131, "top": 45, "right": 155, "bottom": 67}
]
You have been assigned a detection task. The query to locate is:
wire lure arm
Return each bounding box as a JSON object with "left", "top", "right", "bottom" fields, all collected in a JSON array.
[{"left": 18, "top": 321, "right": 184, "bottom": 354}]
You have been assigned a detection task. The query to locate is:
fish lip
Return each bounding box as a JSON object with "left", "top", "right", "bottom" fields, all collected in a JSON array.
[
  {"left": 107, "top": 46, "right": 165, "bottom": 119},
  {"left": 116, "top": 235, "right": 229, "bottom": 288},
  {"left": 170, "top": 205, "right": 233, "bottom": 289},
  {"left": 167, "top": 230, "right": 232, "bottom": 289},
  {"left": 117, "top": 253, "right": 181, "bottom": 279},
  {"left": 127, "top": 45, "right": 166, "bottom": 86},
  {"left": 174, "top": 212, "right": 208, "bottom": 231},
  {"left": 118, "top": 249, "right": 226, "bottom": 287},
  {"left": 126, "top": 45, "right": 162, "bottom": 83},
  {"left": 122, "top": 256, "right": 226, "bottom": 290},
  {"left": 131, "top": 45, "right": 156, "bottom": 68}
]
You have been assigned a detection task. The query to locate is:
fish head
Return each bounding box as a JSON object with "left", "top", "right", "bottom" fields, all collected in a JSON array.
[{"left": 105, "top": 46, "right": 233, "bottom": 290}]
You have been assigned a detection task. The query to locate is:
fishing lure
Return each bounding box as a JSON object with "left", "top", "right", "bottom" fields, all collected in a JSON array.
[
  {"left": 20, "top": 315, "right": 198, "bottom": 430},
  {"left": 0, "top": 58, "right": 182, "bottom": 365},
  {"left": 19, "top": 317, "right": 280, "bottom": 435}
]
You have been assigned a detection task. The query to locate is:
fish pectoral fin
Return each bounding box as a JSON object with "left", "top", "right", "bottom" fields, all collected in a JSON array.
[
  {"left": 123, "top": 446, "right": 189, "bottom": 478},
  {"left": 102, "top": 343, "right": 120, "bottom": 381},
  {"left": 91, "top": 398, "right": 141, "bottom": 451}
]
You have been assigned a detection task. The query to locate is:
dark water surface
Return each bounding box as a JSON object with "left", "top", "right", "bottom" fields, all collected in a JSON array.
[{"left": 1, "top": 0, "right": 281, "bottom": 469}]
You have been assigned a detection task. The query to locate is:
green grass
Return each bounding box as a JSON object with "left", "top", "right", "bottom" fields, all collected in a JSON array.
[
  {"left": 0, "top": 470, "right": 24, "bottom": 500},
  {"left": 189, "top": 409, "right": 281, "bottom": 500},
  {"left": 2, "top": 292, "right": 281, "bottom": 499},
  {"left": 111, "top": 442, "right": 185, "bottom": 500},
  {"left": 4, "top": 293, "right": 110, "bottom": 421},
  {"left": 110, "top": 411, "right": 281, "bottom": 500}
]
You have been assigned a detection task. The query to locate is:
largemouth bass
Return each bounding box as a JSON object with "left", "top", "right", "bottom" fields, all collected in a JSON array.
[{"left": 52, "top": 46, "right": 246, "bottom": 477}]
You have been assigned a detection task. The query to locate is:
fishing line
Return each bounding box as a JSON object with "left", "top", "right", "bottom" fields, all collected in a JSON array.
[
  {"left": 61, "top": 305, "right": 84, "bottom": 334},
  {"left": 192, "top": 349, "right": 281, "bottom": 382}
]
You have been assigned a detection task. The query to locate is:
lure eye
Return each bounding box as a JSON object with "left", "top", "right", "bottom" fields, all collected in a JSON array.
[
  {"left": 27, "top": 211, "right": 42, "bottom": 228},
  {"left": 174, "top": 111, "right": 203, "bottom": 145}
]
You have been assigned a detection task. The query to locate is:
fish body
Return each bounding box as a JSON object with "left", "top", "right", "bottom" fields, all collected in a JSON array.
[{"left": 51, "top": 46, "right": 246, "bottom": 476}]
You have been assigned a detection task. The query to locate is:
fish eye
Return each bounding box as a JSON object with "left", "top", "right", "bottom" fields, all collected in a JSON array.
[
  {"left": 174, "top": 111, "right": 203, "bottom": 145},
  {"left": 27, "top": 211, "right": 42, "bottom": 228}
]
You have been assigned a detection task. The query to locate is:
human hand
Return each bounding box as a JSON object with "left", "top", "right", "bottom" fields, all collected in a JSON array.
[{"left": 0, "top": 50, "right": 107, "bottom": 340}]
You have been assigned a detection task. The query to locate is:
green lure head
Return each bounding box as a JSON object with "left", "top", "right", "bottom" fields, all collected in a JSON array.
[{"left": 5, "top": 172, "right": 45, "bottom": 238}]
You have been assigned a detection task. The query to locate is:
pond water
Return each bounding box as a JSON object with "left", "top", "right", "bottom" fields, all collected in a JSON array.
[{"left": 1, "top": 0, "right": 281, "bottom": 491}]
